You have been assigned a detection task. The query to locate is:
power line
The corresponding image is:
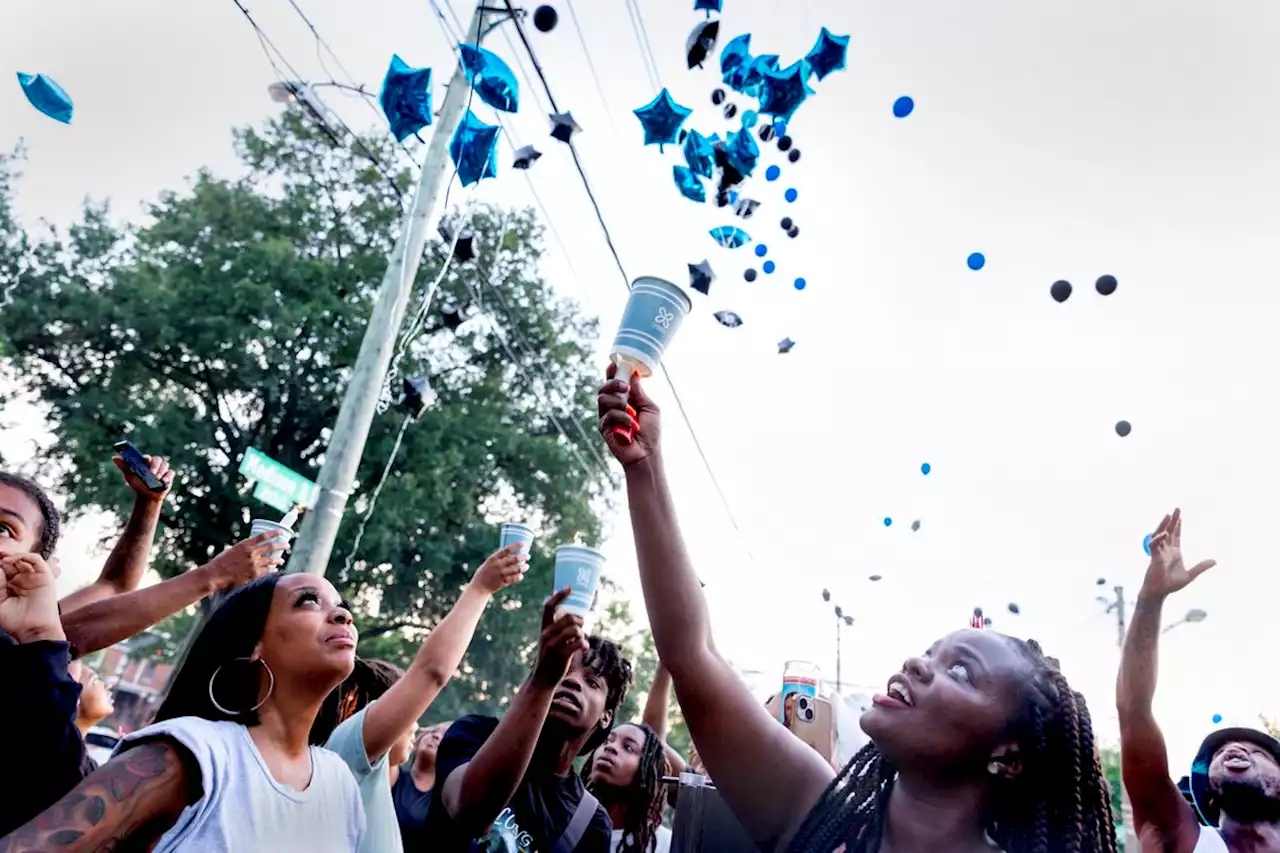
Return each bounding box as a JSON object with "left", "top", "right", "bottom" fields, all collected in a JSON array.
[
  {"left": 622, "top": 0, "right": 664, "bottom": 92},
  {"left": 562, "top": 0, "right": 625, "bottom": 142}
]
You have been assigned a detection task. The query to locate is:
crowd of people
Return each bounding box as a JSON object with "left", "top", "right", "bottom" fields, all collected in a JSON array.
[{"left": 1, "top": 374, "right": 1277, "bottom": 852}]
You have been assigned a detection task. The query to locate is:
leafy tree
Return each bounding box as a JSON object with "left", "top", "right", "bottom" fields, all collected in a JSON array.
[
  {"left": 0, "top": 112, "right": 614, "bottom": 718},
  {"left": 1099, "top": 746, "right": 1126, "bottom": 852},
  {"left": 1262, "top": 715, "right": 1279, "bottom": 740}
]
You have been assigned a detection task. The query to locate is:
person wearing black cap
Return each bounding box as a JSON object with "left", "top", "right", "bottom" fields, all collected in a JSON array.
[{"left": 1118, "top": 508, "right": 1280, "bottom": 852}]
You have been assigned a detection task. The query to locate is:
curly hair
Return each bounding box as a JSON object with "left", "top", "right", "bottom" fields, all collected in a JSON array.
[
  {"left": 580, "top": 634, "right": 634, "bottom": 755},
  {"left": 582, "top": 722, "right": 670, "bottom": 853},
  {"left": 0, "top": 471, "right": 61, "bottom": 558},
  {"left": 784, "top": 637, "right": 1117, "bottom": 853},
  {"left": 310, "top": 657, "right": 405, "bottom": 745}
]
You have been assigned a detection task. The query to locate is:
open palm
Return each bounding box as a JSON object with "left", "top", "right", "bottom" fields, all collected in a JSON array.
[{"left": 1142, "top": 508, "right": 1216, "bottom": 599}]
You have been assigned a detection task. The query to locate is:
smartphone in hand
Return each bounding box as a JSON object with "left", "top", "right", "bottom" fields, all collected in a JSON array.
[{"left": 112, "top": 441, "right": 167, "bottom": 493}]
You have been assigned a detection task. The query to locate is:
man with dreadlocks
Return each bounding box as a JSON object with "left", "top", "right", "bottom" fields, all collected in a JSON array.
[
  {"left": 425, "top": 587, "right": 633, "bottom": 852},
  {"left": 584, "top": 722, "right": 672, "bottom": 853},
  {"left": 1118, "top": 508, "right": 1280, "bottom": 853},
  {"left": 596, "top": 367, "right": 1117, "bottom": 853}
]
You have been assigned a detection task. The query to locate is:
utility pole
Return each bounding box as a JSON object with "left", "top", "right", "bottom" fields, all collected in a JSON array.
[{"left": 287, "top": 2, "right": 487, "bottom": 576}]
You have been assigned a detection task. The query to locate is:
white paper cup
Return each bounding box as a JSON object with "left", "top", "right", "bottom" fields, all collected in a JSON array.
[
  {"left": 553, "top": 544, "right": 605, "bottom": 620},
  {"left": 499, "top": 523, "right": 535, "bottom": 557},
  {"left": 250, "top": 519, "right": 294, "bottom": 554}
]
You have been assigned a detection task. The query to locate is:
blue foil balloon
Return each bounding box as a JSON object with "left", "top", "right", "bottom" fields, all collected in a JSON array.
[
  {"left": 379, "top": 56, "right": 433, "bottom": 142},
  {"left": 805, "top": 27, "right": 850, "bottom": 81},
  {"left": 449, "top": 109, "right": 501, "bottom": 186},
  {"left": 673, "top": 165, "right": 707, "bottom": 203},
  {"left": 1213, "top": 714, "right": 1223, "bottom": 724},
  {"left": 710, "top": 226, "right": 750, "bottom": 248},
  {"left": 458, "top": 44, "right": 520, "bottom": 113},
  {"left": 634, "top": 88, "right": 693, "bottom": 151},
  {"left": 682, "top": 129, "right": 717, "bottom": 178},
  {"left": 884, "top": 517, "right": 893, "bottom": 527},
  {"left": 720, "top": 34, "right": 752, "bottom": 77},
  {"left": 922, "top": 462, "right": 931, "bottom": 475},
  {"left": 17, "top": 72, "right": 73, "bottom": 124},
  {"left": 759, "top": 60, "right": 812, "bottom": 123},
  {"left": 1143, "top": 533, "right": 1153, "bottom": 556},
  {"left": 694, "top": 0, "right": 723, "bottom": 15},
  {"left": 724, "top": 127, "right": 760, "bottom": 176},
  {"left": 738, "top": 54, "right": 779, "bottom": 96},
  {"left": 742, "top": 109, "right": 758, "bottom": 129}
]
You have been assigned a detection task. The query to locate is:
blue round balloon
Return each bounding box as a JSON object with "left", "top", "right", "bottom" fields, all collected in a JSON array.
[
  {"left": 763, "top": 260, "right": 776, "bottom": 274},
  {"left": 1213, "top": 714, "right": 1223, "bottom": 724},
  {"left": 921, "top": 462, "right": 931, "bottom": 475},
  {"left": 893, "top": 96, "right": 915, "bottom": 118},
  {"left": 1143, "top": 533, "right": 1153, "bottom": 556},
  {"left": 967, "top": 252, "right": 986, "bottom": 271},
  {"left": 883, "top": 517, "right": 893, "bottom": 527},
  {"left": 754, "top": 243, "right": 768, "bottom": 257},
  {"left": 742, "top": 109, "right": 758, "bottom": 128},
  {"left": 794, "top": 277, "right": 806, "bottom": 290},
  {"left": 785, "top": 188, "right": 798, "bottom": 203},
  {"left": 765, "top": 164, "right": 781, "bottom": 181}
]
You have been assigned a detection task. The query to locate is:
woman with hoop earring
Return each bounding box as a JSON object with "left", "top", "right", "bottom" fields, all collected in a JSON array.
[{"left": 0, "top": 573, "right": 368, "bottom": 852}]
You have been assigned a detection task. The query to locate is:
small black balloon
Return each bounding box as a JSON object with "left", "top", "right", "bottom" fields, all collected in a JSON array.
[
  {"left": 973, "top": 606, "right": 984, "bottom": 617},
  {"left": 1096, "top": 274, "right": 1118, "bottom": 296},
  {"left": 1115, "top": 420, "right": 1132, "bottom": 437},
  {"left": 1008, "top": 603, "right": 1020, "bottom": 615},
  {"left": 744, "top": 268, "right": 758, "bottom": 282},
  {"left": 532, "top": 4, "right": 558, "bottom": 32},
  {"left": 714, "top": 191, "right": 730, "bottom": 208},
  {"left": 678, "top": 129, "right": 688, "bottom": 143},
  {"left": 759, "top": 124, "right": 775, "bottom": 142},
  {"left": 788, "top": 149, "right": 801, "bottom": 163},
  {"left": 723, "top": 103, "right": 738, "bottom": 119},
  {"left": 983, "top": 617, "right": 993, "bottom": 627},
  {"left": 780, "top": 216, "right": 793, "bottom": 230},
  {"left": 1050, "top": 279, "right": 1072, "bottom": 303},
  {"left": 777, "top": 135, "right": 793, "bottom": 152},
  {"left": 787, "top": 225, "right": 799, "bottom": 239},
  {"left": 1096, "top": 578, "right": 1107, "bottom": 586},
  {"left": 711, "top": 88, "right": 726, "bottom": 105}
]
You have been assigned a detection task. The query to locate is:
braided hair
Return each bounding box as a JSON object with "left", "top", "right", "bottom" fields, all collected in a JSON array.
[
  {"left": 784, "top": 637, "right": 1116, "bottom": 853},
  {"left": 310, "top": 657, "right": 404, "bottom": 745},
  {"left": 580, "top": 634, "right": 634, "bottom": 755},
  {"left": 582, "top": 723, "right": 670, "bottom": 853}
]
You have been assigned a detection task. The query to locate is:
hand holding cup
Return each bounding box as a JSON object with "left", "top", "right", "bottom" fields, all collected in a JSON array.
[
  {"left": 598, "top": 363, "right": 661, "bottom": 466},
  {"left": 474, "top": 544, "right": 528, "bottom": 595},
  {"left": 532, "top": 588, "right": 588, "bottom": 688}
]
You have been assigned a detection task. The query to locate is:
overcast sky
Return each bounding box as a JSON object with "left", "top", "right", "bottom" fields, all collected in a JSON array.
[{"left": 6, "top": 0, "right": 1280, "bottom": 769}]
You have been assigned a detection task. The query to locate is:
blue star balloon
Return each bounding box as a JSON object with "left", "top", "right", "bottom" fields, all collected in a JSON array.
[
  {"left": 694, "top": 0, "right": 722, "bottom": 15},
  {"left": 719, "top": 34, "right": 752, "bottom": 87},
  {"left": 805, "top": 27, "right": 850, "bottom": 81},
  {"left": 633, "top": 88, "right": 693, "bottom": 151},
  {"left": 379, "top": 56, "right": 433, "bottom": 142},
  {"left": 758, "top": 60, "right": 812, "bottom": 122},
  {"left": 673, "top": 166, "right": 707, "bottom": 203},
  {"left": 736, "top": 54, "right": 778, "bottom": 96},
  {"left": 17, "top": 72, "right": 73, "bottom": 124},
  {"left": 459, "top": 44, "right": 520, "bottom": 113},
  {"left": 449, "top": 109, "right": 501, "bottom": 186},
  {"left": 682, "top": 129, "right": 717, "bottom": 178},
  {"left": 709, "top": 226, "right": 750, "bottom": 248},
  {"left": 724, "top": 127, "right": 759, "bottom": 176}
]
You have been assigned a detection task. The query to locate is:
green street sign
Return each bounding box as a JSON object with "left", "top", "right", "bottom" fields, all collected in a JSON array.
[{"left": 238, "top": 448, "right": 319, "bottom": 512}]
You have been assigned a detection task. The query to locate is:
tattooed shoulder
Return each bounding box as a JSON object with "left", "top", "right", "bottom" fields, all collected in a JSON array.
[{"left": 0, "top": 738, "right": 198, "bottom": 853}]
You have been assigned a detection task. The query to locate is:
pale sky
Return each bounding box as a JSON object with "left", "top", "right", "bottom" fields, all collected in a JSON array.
[{"left": 5, "top": 0, "right": 1280, "bottom": 772}]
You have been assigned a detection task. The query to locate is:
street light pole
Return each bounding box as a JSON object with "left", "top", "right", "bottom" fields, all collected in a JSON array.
[
  {"left": 287, "top": 1, "right": 488, "bottom": 576},
  {"left": 823, "top": 590, "right": 853, "bottom": 695}
]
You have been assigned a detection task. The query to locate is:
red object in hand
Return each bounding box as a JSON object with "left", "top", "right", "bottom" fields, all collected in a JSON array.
[{"left": 613, "top": 405, "right": 639, "bottom": 444}]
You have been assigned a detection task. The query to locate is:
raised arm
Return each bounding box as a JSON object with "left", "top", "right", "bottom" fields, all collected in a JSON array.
[
  {"left": 0, "top": 740, "right": 196, "bottom": 853},
  {"left": 442, "top": 589, "right": 585, "bottom": 837},
  {"left": 61, "top": 533, "right": 281, "bottom": 657},
  {"left": 642, "top": 663, "right": 686, "bottom": 775},
  {"left": 598, "top": 368, "right": 834, "bottom": 852},
  {"left": 58, "top": 455, "right": 173, "bottom": 613},
  {"left": 1117, "top": 509, "right": 1214, "bottom": 853},
  {"left": 360, "top": 546, "right": 525, "bottom": 763}
]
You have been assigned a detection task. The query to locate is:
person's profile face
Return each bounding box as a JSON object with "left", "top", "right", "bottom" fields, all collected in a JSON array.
[
  {"left": 1210, "top": 741, "right": 1280, "bottom": 795},
  {"left": 547, "top": 650, "right": 612, "bottom": 736},
  {"left": 860, "top": 629, "right": 1032, "bottom": 774},
  {"left": 416, "top": 723, "right": 449, "bottom": 761},
  {"left": 70, "top": 663, "right": 115, "bottom": 721},
  {"left": 257, "top": 574, "right": 357, "bottom": 683},
  {"left": 0, "top": 484, "right": 42, "bottom": 558},
  {"left": 590, "top": 724, "right": 646, "bottom": 788}
]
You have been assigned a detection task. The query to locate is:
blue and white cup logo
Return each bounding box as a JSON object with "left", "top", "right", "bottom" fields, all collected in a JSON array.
[
  {"left": 610, "top": 276, "right": 693, "bottom": 377},
  {"left": 553, "top": 545, "right": 606, "bottom": 619},
  {"left": 499, "top": 522, "right": 535, "bottom": 557}
]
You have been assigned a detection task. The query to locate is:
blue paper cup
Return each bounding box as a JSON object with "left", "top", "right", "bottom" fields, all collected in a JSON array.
[
  {"left": 499, "top": 522, "right": 535, "bottom": 557},
  {"left": 610, "top": 276, "right": 693, "bottom": 379},
  {"left": 553, "top": 545, "right": 606, "bottom": 620},
  {"left": 249, "top": 519, "right": 294, "bottom": 555}
]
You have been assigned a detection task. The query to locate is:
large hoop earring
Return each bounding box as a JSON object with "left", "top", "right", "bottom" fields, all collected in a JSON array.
[{"left": 208, "top": 656, "right": 275, "bottom": 716}]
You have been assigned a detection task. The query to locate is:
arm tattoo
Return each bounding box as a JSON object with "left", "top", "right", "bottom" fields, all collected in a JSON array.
[{"left": 0, "top": 740, "right": 196, "bottom": 853}]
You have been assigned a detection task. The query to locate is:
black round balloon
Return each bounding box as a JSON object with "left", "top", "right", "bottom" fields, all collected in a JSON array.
[
  {"left": 787, "top": 225, "right": 799, "bottom": 239},
  {"left": 711, "top": 88, "right": 726, "bottom": 105},
  {"left": 533, "top": 5, "right": 558, "bottom": 32},
  {"left": 1095, "top": 274, "right": 1118, "bottom": 296},
  {"left": 983, "top": 617, "right": 993, "bottom": 627},
  {"left": 788, "top": 149, "right": 801, "bottom": 163},
  {"left": 777, "top": 135, "right": 793, "bottom": 152},
  {"left": 1050, "top": 279, "right": 1072, "bottom": 303},
  {"left": 1115, "top": 420, "right": 1132, "bottom": 437},
  {"left": 759, "top": 124, "right": 775, "bottom": 142},
  {"left": 780, "top": 216, "right": 793, "bottom": 230},
  {"left": 723, "top": 103, "right": 738, "bottom": 119},
  {"left": 973, "top": 606, "right": 984, "bottom": 617},
  {"left": 1008, "top": 603, "right": 1020, "bottom": 615},
  {"left": 744, "top": 268, "right": 758, "bottom": 282},
  {"left": 1096, "top": 578, "right": 1107, "bottom": 586}
]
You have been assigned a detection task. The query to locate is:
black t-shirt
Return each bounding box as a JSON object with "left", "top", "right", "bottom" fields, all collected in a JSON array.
[
  {"left": 421, "top": 714, "right": 612, "bottom": 853},
  {"left": 392, "top": 766, "right": 432, "bottom": 850}
]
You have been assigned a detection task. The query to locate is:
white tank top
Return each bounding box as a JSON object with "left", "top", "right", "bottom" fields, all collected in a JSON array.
[{"left": 1195, "top": 825, "right": 1230, "bottom": 853}]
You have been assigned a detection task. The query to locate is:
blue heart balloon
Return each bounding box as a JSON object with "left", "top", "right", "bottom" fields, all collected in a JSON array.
[
  {"left": 379, "top": 56, "right": 433, "bottom": 142},
  {"left": 634, "top": 88, "right": 693, "bottom": 151},
  {"left": 459, "top": 44, "right": 520, "bottom": 113},
  {"left": 449, "top": 109, "right": 501, "bottom": 186}
]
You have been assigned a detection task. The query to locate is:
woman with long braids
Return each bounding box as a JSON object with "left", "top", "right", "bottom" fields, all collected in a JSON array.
[
  {"left": 596, "top": 367, "right": 1117, "bottom": 853},
  {"left": 0, "top": 573, "right": 366, "bottom": 852},
  {"left": 584, "top": 722, "right": 673, "bottom": 853}
]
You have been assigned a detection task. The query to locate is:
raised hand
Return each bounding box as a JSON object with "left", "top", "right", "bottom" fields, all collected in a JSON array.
[
  {"left": 598, "top": 363, "right": 662, "bottom": 468},
  {"left": 113, "top": 453, "right": 175, "bottom": 501},
  {"left": 0, "top": 552, "right": 65, "bottom": 642},
  {"left": 198, "top": 532, "right": 286, "bottom": 591},
  {"left": 473, "top": 544, "right": 528, "bottom": 595},
  {"left": 531, "top": 588, "right": 588, "bottom": 688},
  {"left": 1140, "top": 508, "right": 1216, "bottom": 601}
]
